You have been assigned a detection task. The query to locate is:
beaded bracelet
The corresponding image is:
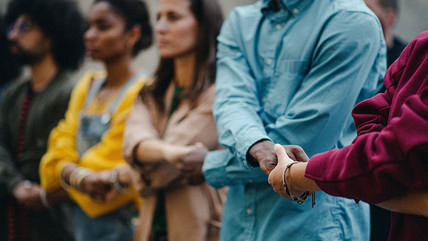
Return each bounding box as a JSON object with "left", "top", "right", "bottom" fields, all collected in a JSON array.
[
  {"left": 282, "top": 161, "right": 313, "bottom": 205},
  {"left": 110, "top": 168, "right": 129, "bottom": 193},
  {"left": 71, "top": 168, "right": 93, "bottom": 191}
]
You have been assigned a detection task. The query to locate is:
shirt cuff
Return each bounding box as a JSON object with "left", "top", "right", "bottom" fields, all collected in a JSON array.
[
  {"left": 235, "top": 127, "right": 270, "bottom": 168},
  {"left": 305, "top": 151, "right": 343, "bottom": 197}
]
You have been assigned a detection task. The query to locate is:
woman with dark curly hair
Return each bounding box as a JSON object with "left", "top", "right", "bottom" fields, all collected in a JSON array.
[
  {"left": 40, "top": 0, "right": 153, "bottom": 241},
  {"left": 123, "top": 0, "right": 224, "bottom": 240}
]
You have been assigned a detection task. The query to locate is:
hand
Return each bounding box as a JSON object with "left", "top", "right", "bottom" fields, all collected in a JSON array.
[
  {"left": 162, "top": 144, "right": 197, "bottom": 163},
  {"left": 268, "top": 144, "right": 295, "bottom": 199},
  {"left": 178, "top": 143, "right": 209, "bottom": 185},
  {"left": 80, "top": 170, "right": 114, "bottom": 203},
  {"left": 116, "top": 166, "right": 137, "bottom": 187},
  {"left": 247, "top": 140, "right": 277, "bottom": 174},
  {"left": 13, "top": 181, "right": 43, "bottom": 210},
  {"left": 281, "top": 145, "right": 309, "bottom": 162}
]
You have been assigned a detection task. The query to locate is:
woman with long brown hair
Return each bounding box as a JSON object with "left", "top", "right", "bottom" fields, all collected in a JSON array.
[{"left": 122, "top": 0, "right": 224, "bottom": 240}]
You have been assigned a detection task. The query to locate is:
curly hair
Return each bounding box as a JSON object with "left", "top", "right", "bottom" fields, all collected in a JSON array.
[
  {"left": 0, "top": 16, "right": 22, "bottom": 86},
  {"left": 5, "top": 0, "right": 85, "bottom": 70},
  {"left": 94, "top": 0, "right": 153, "bottom": 56}
]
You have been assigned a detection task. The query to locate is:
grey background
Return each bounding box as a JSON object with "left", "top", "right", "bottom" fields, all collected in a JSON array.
[{"left": 1, "top": 0, "right": 427, "bottom": 75}]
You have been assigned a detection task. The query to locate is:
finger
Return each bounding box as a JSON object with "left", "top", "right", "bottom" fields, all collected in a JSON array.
[
  {"left": 105, "top": 189, "right": 118, "bottom": 202},
  {"left": 274, "top": 144, "right": 290, "bottom": 165},
  {"left": 180, "top": 162, "right": 198, "bottom": 172},
  {"left": 268, "top": 171, "right": 274, "bottom": 185},
  {"left": 285, "top": 148, "right": 299, "bottom": 162},
  {"left": 195, "top": 142, "right": 204, "bottom": 148},
  {"left": 260, "top": 163, "right": 271, "bottom": 175},
  {"left": 293, "top": 146, "right": 310, "bottom": 162}
]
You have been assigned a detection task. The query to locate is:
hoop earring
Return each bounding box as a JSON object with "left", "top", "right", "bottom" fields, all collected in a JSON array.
[{"left": 127, "top": 41, "right": 134, "bottom": 50}]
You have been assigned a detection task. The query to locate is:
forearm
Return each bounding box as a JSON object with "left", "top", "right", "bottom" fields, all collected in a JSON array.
[
  {"left": 289, "top": 162, "right": 321, "bottom": 192},
  {"left": 135, "top": 139, "right": 193, "bottom": 163},
  {"left": 377, "top": 189, "right": 428, "bottom": 217}
]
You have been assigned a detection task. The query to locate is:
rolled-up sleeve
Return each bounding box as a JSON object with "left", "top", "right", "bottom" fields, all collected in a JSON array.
[
  {"left": 306, "top": 87, "right": 428, "bottom": 203},
  {"left": 213, "top": 10, "right": 270, "bottom": 163},
  {"left": 122, "top": 98, "right": 159, "bottom": 166}
]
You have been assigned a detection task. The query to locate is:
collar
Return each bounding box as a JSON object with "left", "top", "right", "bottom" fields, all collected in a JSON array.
[{"left": 261, "top": 0, "right": 311, "bottom": 16}]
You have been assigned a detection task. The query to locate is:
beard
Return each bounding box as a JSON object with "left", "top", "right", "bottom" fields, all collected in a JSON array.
[{"left": 9, "top": 41, "right": 48, "bottom": 65}]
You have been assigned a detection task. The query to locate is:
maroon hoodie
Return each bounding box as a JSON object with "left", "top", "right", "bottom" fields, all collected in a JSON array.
[{"left": 305, "top": 31, "right": 428, "bottom": 241}]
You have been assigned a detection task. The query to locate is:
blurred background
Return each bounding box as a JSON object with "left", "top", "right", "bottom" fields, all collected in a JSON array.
[{"left": 1, "top": 0, "right": 427, "bottom": 77}]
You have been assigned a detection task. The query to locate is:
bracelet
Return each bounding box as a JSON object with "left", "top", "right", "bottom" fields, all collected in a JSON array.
[
  {"left": 282, "top": 161, "right": 311, "bottom": 205},
  {"left": 110, "top": 168, "right": 128, "bottom": 193},
  {"left": 71, "top": 168, "right": 93, "bottom": 191},
  {"left": 59, "top": 164, "right": 78, "bottom": 190},
  {"left": 39, "top": 189, "right": 49, "bottom": 207}
]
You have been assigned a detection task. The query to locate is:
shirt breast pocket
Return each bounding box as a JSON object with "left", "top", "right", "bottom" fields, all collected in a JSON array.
[{"left": 263, "top": 60, "right": 308, "bottom": 119}]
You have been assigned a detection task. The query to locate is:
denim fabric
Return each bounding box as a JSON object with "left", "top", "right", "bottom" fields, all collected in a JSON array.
[
  {"left": 73, "top": 204, "right": 137, "bottom": 241},
  {"left": 203, "top": 0, "right": 386, "bottom": 240},
  {"left": 76, "top": 114, "right": 110, "bottom": 156}
]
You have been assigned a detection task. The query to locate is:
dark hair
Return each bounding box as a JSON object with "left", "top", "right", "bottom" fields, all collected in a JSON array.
[
  {"left": 378, "top": 0, "right": 398, "bottom": 12},
  {"left": 5, "top": 0, "right": 85, "bottom": 70},
  {"left": 94, "top": 0, "right": 153, "bottom": 56},
  {"left": 0, "top": 16, "right": 22, "bottom": 86},
  {"left": 140, "top": 0, "right": 223, "bottom": 112}
]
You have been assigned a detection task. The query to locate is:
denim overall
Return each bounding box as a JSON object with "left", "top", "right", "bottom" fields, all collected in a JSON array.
[{"left": 73, "top": 74, "right": 140, "bottom": 241}]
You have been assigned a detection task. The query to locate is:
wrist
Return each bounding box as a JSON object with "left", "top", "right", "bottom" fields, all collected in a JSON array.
[
  {"left": 247, "top": 139, "right": 273, "bottom": 167},
  {"left": 283, "top": 162, "right": 310, "bottom": 204},
  {"left": 111, "top": 168, "right": 129, "bottom": 193},
  {"left": 60, "top": 166, "right": 92, "bottom": 192}
]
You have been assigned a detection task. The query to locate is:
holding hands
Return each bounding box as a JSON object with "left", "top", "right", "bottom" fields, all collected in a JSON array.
[
  {"left": 177, "top": 143, "right": 209, "bottom": 185},
  {"left": 61, "top": 164, "right": 135, "bottom": 203},
  {"left": 268, "top": 144, "right": 309, "bottom": 200},
  {"left": 249, "top": 142, "right": 315, "bottom": 204}
]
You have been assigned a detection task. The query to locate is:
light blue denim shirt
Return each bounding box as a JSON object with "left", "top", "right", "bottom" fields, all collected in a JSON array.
[{"left": 203, "top": 0, "right": 386, "bottom": 240}]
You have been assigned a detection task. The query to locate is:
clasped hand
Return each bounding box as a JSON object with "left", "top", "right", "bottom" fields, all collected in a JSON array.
[
  {"left": 79, "top": 167, "right": 135, "bottom": 203},
  {"left": 177, "top": 143, "right": 209, "bottom": 185},
  {"left": 248, "top": 140, "right": 309, "bottom": 199}
]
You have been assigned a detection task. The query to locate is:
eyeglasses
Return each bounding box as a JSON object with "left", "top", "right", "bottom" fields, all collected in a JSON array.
[{"left": 7, "top": 19, "right": 35, "bottom": 38}]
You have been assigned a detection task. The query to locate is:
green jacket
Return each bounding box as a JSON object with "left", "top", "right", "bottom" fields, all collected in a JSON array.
[{"left": 0, "top": 70, "right": 77, "bottom": 241}]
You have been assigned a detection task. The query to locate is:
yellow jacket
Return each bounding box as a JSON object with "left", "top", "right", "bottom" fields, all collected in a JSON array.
[{"left": 40, "top": 70, "right": 145, "bottom": 217}]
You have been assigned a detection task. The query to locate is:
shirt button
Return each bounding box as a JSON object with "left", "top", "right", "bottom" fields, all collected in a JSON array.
[
  {"left": 275, "top": 24, "right": 282, "bottom": 30},
  {"left": 246, "top": 208, "right": 253, "bottom": 215},
  {"left": 266, "top": 58, "right": 273, "bottom": 65},
  {"left": 243, "top": 160, "right": 247, "bottom": 166},
  {"left": 293, "top": 8, "right": 299, "bottom": 14},
  {"left": 262, "top": 97, "right": 267, "bottom": 102}
]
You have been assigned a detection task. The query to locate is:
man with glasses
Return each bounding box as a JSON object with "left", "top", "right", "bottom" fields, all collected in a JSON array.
[{"left": 0, "top": 0, "right": 85, "bottom": 240}]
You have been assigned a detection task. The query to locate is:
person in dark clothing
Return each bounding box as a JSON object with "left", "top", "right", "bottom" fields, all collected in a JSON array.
[
  {"left": 0, "top": 0, "right": 85, "bottom": 240},
  {"left": 365, "top": 0, "right": 406, "bottom": 67},
  {"left": 0, "top": 15, "right": 22, "bottom": 98},
  {"left": 364, "top": 1, "right": 407, "bottom": 239}
]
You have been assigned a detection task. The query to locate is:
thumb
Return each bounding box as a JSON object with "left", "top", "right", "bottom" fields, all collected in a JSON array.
[
  {"left": 274, "top": 144, "right": 291, "bottom": 165},
  {"left": 195, "top": 142, "right": 204, "bottom": 148}
]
